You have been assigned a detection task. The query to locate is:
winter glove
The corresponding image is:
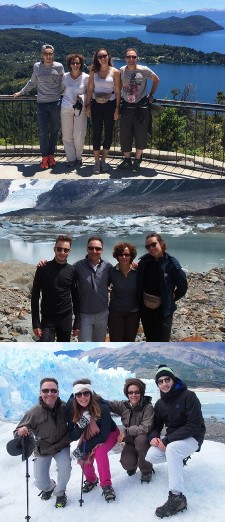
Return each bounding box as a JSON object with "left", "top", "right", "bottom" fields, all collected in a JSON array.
[
  {"left": 77, "top": 411, "right": 91, "bottom": 429},
  {"left": 72, "top": 446, "right": 86, "bottom": 460}
]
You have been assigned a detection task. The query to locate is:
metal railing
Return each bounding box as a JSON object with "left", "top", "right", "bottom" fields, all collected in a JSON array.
[{"left": 0, "top": 95, "right": 225, "bottom": 175}]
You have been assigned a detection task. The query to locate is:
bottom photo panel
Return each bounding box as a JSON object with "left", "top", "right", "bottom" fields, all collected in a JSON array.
[{"left": 1, "top": 341, "right": 225, "bottom": 522}]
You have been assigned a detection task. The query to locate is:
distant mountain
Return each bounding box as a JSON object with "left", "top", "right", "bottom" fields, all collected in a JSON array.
[
  {"left": 145, "top": 15, "right": 223, "bottom": 36},
  {"left": 0, "top": 3, "right": 83, "bottom": 24},
  {"left": 78, "top": 343, "right": 225, "bottom": 387},
  {"left": 54, "top": 349, "right": 84, "bottom": 358},
  {"left": 2, "top": 179, "right": 225, "bottom": 218},
  {"left": 130, "top": 9, "right": 225, "bottom": 23}
]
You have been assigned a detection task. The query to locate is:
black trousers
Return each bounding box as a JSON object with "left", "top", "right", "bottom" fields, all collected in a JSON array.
[
  {"left": 39, "top": 313, "right": 72, "bottom": 342},
  {"left": 108, "top": 310, "right": 140, "bottom": 342},
  {"left": 140, "top": 305, "right": 172, "bottom": 342},
  {"left": 91, "top": 98, "right": 116, "bottom": 150}
]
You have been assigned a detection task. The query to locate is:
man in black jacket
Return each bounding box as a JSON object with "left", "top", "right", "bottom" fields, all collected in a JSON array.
[
  {"left": 146, "top": 365, "right": 205, "bottom": 518},
  {"left": 31, "top": 234, "right": 79, "bottom": 341}
]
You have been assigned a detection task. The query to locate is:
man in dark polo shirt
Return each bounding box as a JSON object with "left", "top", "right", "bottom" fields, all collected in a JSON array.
[{"left": 31, "top": 234, "right": 79, "bottom": 342}]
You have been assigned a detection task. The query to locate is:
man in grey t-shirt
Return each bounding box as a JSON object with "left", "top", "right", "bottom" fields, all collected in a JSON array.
[{"left": 14, "top": 44, "right": 64, "bottom": 170}]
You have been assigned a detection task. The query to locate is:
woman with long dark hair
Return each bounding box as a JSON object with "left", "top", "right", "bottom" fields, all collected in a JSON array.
[
  {"left": 137, "top": 232, "right": 187, "bottom": 341},
  {"left": 85, "top": 48, "right": 120, "bottom": 174},
  {"left": 66, "top": 378, "right": 119, "bottom": 502}
]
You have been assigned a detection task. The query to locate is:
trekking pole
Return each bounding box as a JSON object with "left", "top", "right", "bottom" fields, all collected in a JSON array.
[
  {"left": 25, "top": 453, "right": 31, "bottom": 521},
  {"left": 79, "top": 438, "right": 86, "bottom": 507},
  {"left": 24, "top": 436, "right": 31, "bottom": 521}
]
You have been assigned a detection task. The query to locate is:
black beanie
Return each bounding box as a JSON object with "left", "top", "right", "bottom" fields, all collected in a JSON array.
[
  {"left": 124, "top": 378, "right": 146, "bottom": 398},
  {"left": 155, "top": 365, "right": 176, "bottom": 384}
]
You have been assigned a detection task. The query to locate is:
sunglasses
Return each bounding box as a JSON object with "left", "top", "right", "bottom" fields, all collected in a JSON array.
[
  {"left": 41, "top": 388, "right": 58, "bottom": 394},
  {"left": 157, "top": 377, "right": 172, "bottom": 385},
  {"left": 126, "top": 55, "right": 137, "bottom": 59},
  {"left": 71, "top": 61, "right": 80, "bottom": 65},
  {"left": 119, "top": 253, "right": 130, "bottom": 257},
  {"left": 88, "top": 246, "right": 102, "bottom": 251},
  {"left": 56, "top": 247, "right": 70, "bottom": 253},
  {"left": 75, "top": 391, "right": 91, "bottom": 398},
  {"left": 97, "top": 53, "right": 108, "bottom": 59},
  {"left": 145, "top": 242, "right": 157, "bottom": 249},
  {"left": 128, "top": 391, "right": 141, "bottom": 395}
]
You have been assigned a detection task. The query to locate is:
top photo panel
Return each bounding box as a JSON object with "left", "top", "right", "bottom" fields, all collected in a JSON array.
[{"left": 1, "top": 4, "right": 225, "bottom": 179}]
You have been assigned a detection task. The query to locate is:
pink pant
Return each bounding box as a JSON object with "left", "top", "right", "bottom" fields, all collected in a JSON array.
[{"left": 83, "top": 427, "right": 119, "bottom": 488}]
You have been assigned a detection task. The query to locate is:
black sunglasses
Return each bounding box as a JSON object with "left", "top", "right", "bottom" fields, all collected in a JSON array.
[
  {"left": 88, "top": 246, "right": 102, "bottom": 251},
  {"left": 145, "top": 242, "right": 157, "bottom": 249},
  {"left": 75, "top": 391, "right": 91, "bottom": 398},
  {"left": 97, "top": 53, "right": 108, "bottom": 59},
  {"left": 126, "top": 55, "right": 137, "bottom": 59},
  {"left": 119, "top": 253, "right": 130, "bottom": 257},
  {"left": 41, "top": 388, "right": 58, "bottom": 394},
  {"left": 128, "top": 391, "right": 140, "bottom": 395},
  {"left": 71, "top": 61, "right": 80, "bottom": 65},
  {"left": 56, "top": 247, "right": 70, "bottom": 253}
]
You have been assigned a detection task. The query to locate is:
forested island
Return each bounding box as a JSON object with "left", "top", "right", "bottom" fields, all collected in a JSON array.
[
  {"left": 0, "top": 29, "right": 225, "bottom": 94},
  {"left": 130, "top": 15, "right": 224, "bottom": 35}
]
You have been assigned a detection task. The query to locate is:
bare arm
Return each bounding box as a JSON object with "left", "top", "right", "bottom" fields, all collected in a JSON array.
[
  {"left": 148, "top": 72, "right": 160, "bottom": 101},
  {"left": 85, "top": 71, "right": 95, "bottom": 117},
  {"left": 113, "top": 69, "right": 121, "bottom": 120}
]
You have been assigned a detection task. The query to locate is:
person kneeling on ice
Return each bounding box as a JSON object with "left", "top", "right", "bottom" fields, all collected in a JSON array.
[
  {"left": 66, "top": 378, "right": 119, "bottom": 502},
  {"left": 146, "top": 365, "right": 206, "bottom": 518},
  {"left": 14, "top": 377, "right": 71, "bottom": 508},
  {"left": 107, "top": 378, "right": 154, "bottom": 483}
]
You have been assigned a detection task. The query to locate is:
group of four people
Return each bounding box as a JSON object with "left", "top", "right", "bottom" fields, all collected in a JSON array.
[
  {"left": 12, "top": 366, "right": 205, "bottom": 517},
  {"left": 14, "top": 44, "right": 160, "bottom": 173},
  {"left": 31, "top": 232, "right": 187, "bottom": 343}
]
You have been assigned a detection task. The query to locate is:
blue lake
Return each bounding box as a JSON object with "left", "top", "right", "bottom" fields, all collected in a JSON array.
[{"left": 1, "top": 20, "right": 225, "bottom": 103}]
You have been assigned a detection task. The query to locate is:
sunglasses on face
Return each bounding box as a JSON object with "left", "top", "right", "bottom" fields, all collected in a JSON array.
[
  {"left": 71, "top": 61, "right": 80, "bottom": 65},
  {"left": 41, "top": 388, "right": 58, "bottom": 394},
  {"left": 145, "top": 242, "right": 157, "bottom": 249},
  {"left": 88, "top": 246, "right": 102, "bottom": 251},
  {"left": 157, "top": 377, "right": 172, "bottom": 385},
  {"left": 97, "top": 54, "right": 108, "bottom": 59},
  {"left": 56, "top": 247, "right": 70, "bottom": 253},
  {"left": 119, "top": 253, "right": 130, "bottom": 257},
  {"left": 75, "top": 391, "right": 91, "bottom": 398},
  {"left": 128, "top": 391, "right": 141, "bottom": 395},
  {"left": 125, "top": 55, "right": 137, "bottom": 59}
]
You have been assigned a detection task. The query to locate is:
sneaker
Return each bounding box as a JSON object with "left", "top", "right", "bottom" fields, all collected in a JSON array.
[
  {"left": 76, "top": 159, "right": 82, "bottom": 166},
  {"left": 155, "top": 492, "right": 187, "bottom": 518},
  {"left": 140, "top": 472, "right": 152, "bottom": 484},
  {"left": 117, "top": 158, "right": 132, "bottom": 170},
  {"left": 40, "top": 481, "right": 56, "bottom": 500},
  {"left": 40, "top": 156, "right": 49, "bottom": 169},
  {"left": 102, "top": 485, "right": 116, "bottom": 502},
  {"left": 48, "top": 155, "right": 56, "bottom": 167},
  {"left": 67, "top": 161, "right": 75, "bottom": 168},
  {"left": 132, "top": 158, "right": 141, "bottom": 172},
  {"left": 93, "top": 161, "right": 100, "bottom": 174},
  {"left": 82, "top": 479, "right": 98, "bottom": 493},
  {"left": 127, "top": 469, "right": 137, "bottom": 476},
  {"left": 55, "top": 493, "right": 67, "bottom": 508},
  {"left": 100, "top": 160, "right": 109, "bottom": 173}
]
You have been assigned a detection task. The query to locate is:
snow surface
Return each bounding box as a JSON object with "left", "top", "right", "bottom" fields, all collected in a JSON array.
[
  {"left": 0, "top": 344, "right": 225, "bottom": 521},
  {"left": 1, "top": 421, "right": 225, "bottom": 522}
]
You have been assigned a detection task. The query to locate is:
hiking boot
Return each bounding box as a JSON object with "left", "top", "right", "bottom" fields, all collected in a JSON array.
[
  {"left": 155, "top": 492, "right": 187, "bottom": 518},
  {"left": 100, "top": 160, "right": 109, "bottom": 173},
  {"left": 132, "top": 158, "right": 141, "bottom": 172},
  {"left": 102, "top": 485, "right": 116, "bottom": 502},
  {"left": 117, "top": 158, "right": 132, "bottom": 170},
  {"left": 93, "top": 161, "right": 101, "bottom": 174},
  {"left": 40, "top": 480, "right": 56, "bottom": 500},
  {"left": 141, "top": 472, "right": 152, "bottom": 484},
  {"left": 127, "top": 469, "right": 137, "bottom": 476},
  {"left": 55, "top": 493, "right": 67, "bottom": 508},
  {"left": 48, "top": 155, "right": 56, "bottom": 167},
  {"left": 82, "top": 478, "right": 98, "bottom": 493},
  {"left": 40, "top": 156, "right": 49, "bottom": 169}
]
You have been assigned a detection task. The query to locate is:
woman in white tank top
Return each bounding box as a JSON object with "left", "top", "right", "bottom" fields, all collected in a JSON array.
[{"left": 85, "top": 48, "right": 121, "bottom": 174}]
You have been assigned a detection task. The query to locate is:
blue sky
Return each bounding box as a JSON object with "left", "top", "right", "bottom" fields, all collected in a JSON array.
[{"left": 1, "top": 1, "right": 225, "bottom": 15}]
